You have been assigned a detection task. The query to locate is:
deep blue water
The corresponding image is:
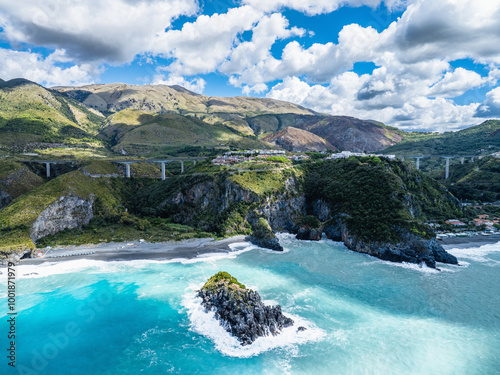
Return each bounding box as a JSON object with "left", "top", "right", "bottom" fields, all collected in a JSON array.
[{"left": 2, "top": 235, "right": 500, "bottom": 374}]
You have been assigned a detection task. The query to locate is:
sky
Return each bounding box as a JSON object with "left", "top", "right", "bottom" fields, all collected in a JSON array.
[{"left": 0, "top": 0, "right": 500, "bottom": 132}]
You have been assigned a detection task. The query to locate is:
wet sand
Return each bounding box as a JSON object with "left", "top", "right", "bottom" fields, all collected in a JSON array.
[
  {"left": 20, "top": 236, "right": 249, "bottom": 265},
  {"left": 439, "top": 234, "right": 500, "bottom": 249}
]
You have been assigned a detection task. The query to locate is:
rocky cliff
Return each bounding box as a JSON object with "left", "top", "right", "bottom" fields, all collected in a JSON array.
[
  {"left": 30, "top": 194, "right": 94, "bottom": 242},
  {"left": 133, "top": 161, "right": 460, "bottom": 268},
  {"left": 197, "top": 272, "right": 293, "bottom": 345},
  {"left": 323, "top": 220, "right": 457, "bottom": 268},
  {"left": 132, "top": 170, "right": 307, "bottom": 238}
]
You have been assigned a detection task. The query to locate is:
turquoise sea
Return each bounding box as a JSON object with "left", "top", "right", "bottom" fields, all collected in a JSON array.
[{"left": 2, "top": 234, "right": 500, "bottom": 375}]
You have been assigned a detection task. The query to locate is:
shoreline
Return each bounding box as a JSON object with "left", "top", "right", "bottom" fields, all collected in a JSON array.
[
  {"left": 439, "top": 234, "right": 500, "bottom": 249},
  {"left": 16, "top": 235, "right": 250, "bottom": 265}
]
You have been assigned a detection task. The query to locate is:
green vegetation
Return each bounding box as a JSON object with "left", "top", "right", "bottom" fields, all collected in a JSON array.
[
  {"left": 258, "top": 156, "right": 290, "bottom": 163},
  {"left": 0, "top": 160, "right": 44, "bottom": 199},
  {"left": 304, "top": 157, "right": 462, "bottom": 242},
  {"left": 37, "top": 215, "right": 211, "bottom": 247},
  {"left": 383, "top": 120, "right": 500, "bottom": 156},
  {"left": 0, "top": 170, "right": 158, "bottom": 254},
  {"left": 100, "top": 109, "right": 274, "bottom": 155},
  {"left": 251, "top": 217, "right": 275, "bottom": 241},
  {"left": 0, "top": 80, "right": 104, "bottom": 149},
  {"left": 229, "top": 168, "right": 303, "bottom": 197},
  {"left": 299, "top": 215, "right": 321, "bottom": 229},
  {"left": 440, "top": 156, "right": 500, "bottom": 202},
  {"left": 201, "top": 271, "right": 246, "bottom": 291},
  {"left": 130, "top": 173, "right": 254, "bottom": 236}
]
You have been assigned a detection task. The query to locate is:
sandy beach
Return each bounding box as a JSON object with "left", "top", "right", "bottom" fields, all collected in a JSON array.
[
  {"left": 18, "top": 235, "right": 249, "bottom": 265},
  {"left": 439, "top": 234, "right": 500, "bottom": 249}
]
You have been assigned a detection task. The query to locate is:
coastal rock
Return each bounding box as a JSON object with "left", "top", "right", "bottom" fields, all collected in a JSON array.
[
  {"left": 197, "top": 272, "right": 293, "bottom": 345},
  {"left": 334, "top": 221, "right": 458, "bottom": 268},
  {"left": 30, "top": 194, "right": 94, "bottom": 241},
  {"left": 296, "top": 226, "right": 322, "bottom": 241},
  {"left": 295, "top": 215, "right": 323, "bottom": 241},
  {"left": 248, "top": 218, "right": 284, "bottom": 251}
]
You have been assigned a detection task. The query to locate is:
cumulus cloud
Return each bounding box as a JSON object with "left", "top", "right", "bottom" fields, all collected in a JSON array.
[
  {"left": 1, "top": 0, "right": 499, "bottom": 130},
  {"left": 0, "top": 48, "right": 101, "bottom": 86},
  {"left": 151, "top": 73, "right": 206, "bottom": 94},
  {"left": 268, "top": 74, "right": 480, "bottom": 131},
  {"left": 150, "top": 6, "right": 264, "bottom": 75},
  {"left": 475, "top": 87, "right": 500, "bottom": 118},
  {"left": 220, "top": 13, "right": 305, "bottom": 76},
  {"left": 387, "top": 0, "right": 500, "bottom": 64},
  {"left": 241, "top": 0, "right": 407, "bottom": 15},
  {"left": 428, "top": 68, "right": 485, "bottom": 98},
  {"left": 0, "top": 0, "right": 198, "bottom": 63}
]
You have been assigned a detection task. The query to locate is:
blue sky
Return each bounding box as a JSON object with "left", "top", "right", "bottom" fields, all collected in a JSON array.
[{"left": 0, "top": 0, "right": 499, "bottom": 132}]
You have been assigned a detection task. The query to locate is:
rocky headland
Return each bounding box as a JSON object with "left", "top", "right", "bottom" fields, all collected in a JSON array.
[{"left": 197, "top": 272, "right": 294, "bottom": 345}]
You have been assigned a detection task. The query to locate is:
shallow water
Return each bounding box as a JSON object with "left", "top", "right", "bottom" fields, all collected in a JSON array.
[{"left": 2, "top": 235, "right": 500, "bottom": 374}]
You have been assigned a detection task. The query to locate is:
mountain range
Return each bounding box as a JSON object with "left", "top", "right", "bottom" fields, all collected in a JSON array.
[{"left": 0, "top": 78, "right": 499, "bottom": 156}]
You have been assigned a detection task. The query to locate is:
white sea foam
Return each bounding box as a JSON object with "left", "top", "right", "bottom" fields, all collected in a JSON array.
[
  {"left": 361, "top": 254, "right": 440, "bottom": 274},
  {"left": 447, "top": 242, "right": 500, "bottom": 264},
  {"left": 10, "top": 245, "right": 256, "bottom": 279},
  {"left": 182, "top": 284, "right": 326, "bottom": 358}
]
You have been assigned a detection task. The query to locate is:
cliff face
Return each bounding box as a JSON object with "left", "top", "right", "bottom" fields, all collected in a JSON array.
[
  {"left": 30, "top": 195, "right": 94, "bottom": 241},
  {"left": 133, "top": 164, "right": 459, "bottom": 267},
  {"left": 135, "top": 171, "right": 306, "bottom": 236},
  {"left": 323, "top": 220, "right": 457, "bottom": 268}
]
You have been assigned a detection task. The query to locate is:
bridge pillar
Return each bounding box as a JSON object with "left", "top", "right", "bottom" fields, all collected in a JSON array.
[
  {"left": 471, "top": 157, "right": 474, "bottom": 162},
  {"left": 161, "top": 162, "right": 166, "bottom": 180},
  {"left": 461, "top": 157, "right": 465, "bottom": 165},
  {"left": 401, "top": 156, "right": 405, "bottom": 161},
  {"left": 180, "top": 160, "right": 184, "bottom": 174},
  {"left": 444, "top": 157, "right": 452, "bottom": 179},
  {"left": 44, "top": 162, "right": 51, "bottom": 178},
  {"left": 414, "top": 157, "right": 423, "bottom": 170},
  {"left": 193, "top": 160, "right": 196, "bottom": 166},
  {"left": 123, "top": 163, "right": 131, "bottom": 178}
]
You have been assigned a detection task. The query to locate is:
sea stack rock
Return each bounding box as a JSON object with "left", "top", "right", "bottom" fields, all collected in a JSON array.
[
  {"left": 295, "top": 215, "right": 323, "bottom": 241},
  {"left": 248, "top": 217, "right": 283, "bottom": 251},
  {"left": 197, "top": 272, "right": 293, "bottom": 345}
]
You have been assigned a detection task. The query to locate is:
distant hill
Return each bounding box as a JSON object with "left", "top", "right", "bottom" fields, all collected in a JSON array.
[
  {"left": 0, "top": 78, "right": 104, "bottom": 148},
  {"left": 435, "top": 156, "right": 500, "bottom": 202},
  {"left": 54, "top": 83, "right": 318, "bottom": 117},
  {"left": 382, "top": 120, "right": 500, "bottom": 156},
  {"left": 100, "top": 109, "right": 275, "bottom": 155},
  {"left": 54, "top": 82, "right": 404, "bottom": 152},
  {"left": 263, "top": 127, "right": 336, "bottom": 152}
]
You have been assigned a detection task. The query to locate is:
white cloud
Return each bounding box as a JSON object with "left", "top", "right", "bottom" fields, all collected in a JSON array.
[
  {"left": 220, "top": 13, "right": 305, "bottom": 76},
  {"left": 151, "top": 73, "right": 206, "bottom": 94},
  {"left": 242, "top": 83, "right": 269, "bottom": 95},
  {"left": 0, "top": 0, "right": 198, "bottom": 63},
  {"left": 268, "top": 74, "right": 480, "bottom": 131},
  {"left": 428, "top": 68, "right": 485, "bottom": 98},
  {"left": 387, "top": 0, "right": 500, "bottom": 65},
  {"left": 0, "top": 48, "right": 100, "bottom": 86},
  {"left": 241, "top": 0, "right": 406, "bottom": 15},
  {"left": 0, "top": 0, "right": 499, "bottom": 132},
  {"left": 475, "top": 87, "right": 500, "bottom": 118},
  {"left": 150, "top": 6, "right": 264, "bottom": 75}
]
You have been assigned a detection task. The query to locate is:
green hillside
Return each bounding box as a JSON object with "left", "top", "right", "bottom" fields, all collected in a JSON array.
[
  {"left": 0, "top": 78, "right": 105, "bottom": 149},
  {"left": 436, "top": 156, "right": 500, "bottom": 202},
  {"left": 304, "top": 157, "right": 462, "bottom": 242},
  {"left": 382, "top": 120, "right": 500, "bottom": 156},
  {"left": 99, "top": 109, "right": 276, "bottom": 155}
]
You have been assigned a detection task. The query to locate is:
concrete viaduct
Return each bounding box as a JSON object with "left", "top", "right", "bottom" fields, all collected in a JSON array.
[
  {"left": 20, "top": 158, "right": 207, "bottom": 179},
  {"left": 400, "top": 155, "right": 478, "bottom": 179}
]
